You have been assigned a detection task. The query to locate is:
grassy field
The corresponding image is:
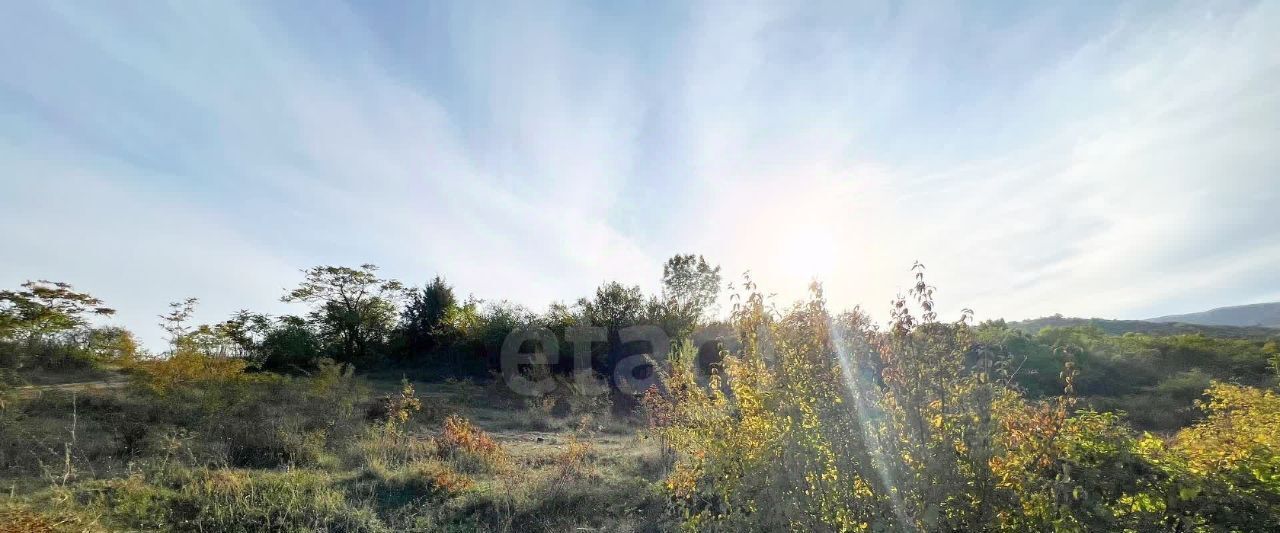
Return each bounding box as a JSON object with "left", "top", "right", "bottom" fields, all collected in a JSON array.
[{"left": 1, "top": 369, "right": 674, "bottom": 532}]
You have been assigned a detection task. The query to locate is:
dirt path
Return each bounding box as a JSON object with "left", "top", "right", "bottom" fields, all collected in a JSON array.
[{"left": 11, "top": 378, "right": 128, "bottom": 398}]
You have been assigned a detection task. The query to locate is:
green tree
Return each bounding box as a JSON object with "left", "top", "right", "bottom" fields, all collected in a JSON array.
[
  {"left": 400, "top": 275, "right": 458, "bottom": 358},
  {"left": 81, "top": 326, "right": 140, "bottom": 362},
  {"left": 158, "top": 297, "right": 199, "bottom": 348},
  {"left": 216, "top": 310, "right": 273, "bottom": 359},
  {"left": 580, "top": 282, "right": 646, "bottom": 332},
  {"left": 282, "top": 264, "right": 405, "bottom": 365},
  {"left": 257, "top": 315, "right": 323, "bottom": 372},
  {"left": 657, "top": 254, "right": 722, "bottom": 339},
  {"left": 578, "top": 282, "right": 647, "bottom": 377},
  {"left": 474, "top": 300, "right": 535, "bottom": 370},
  {"left": 0, "top": 280, "right": 115, "bottom": 340}
]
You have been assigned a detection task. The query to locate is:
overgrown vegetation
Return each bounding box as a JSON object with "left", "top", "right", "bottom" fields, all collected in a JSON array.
[
  {"left": 2, "top": 257, "right": 1278, "bottom": 531},
  {"left": 645, "top": 268, "right": 1280, "bottom": 530}
]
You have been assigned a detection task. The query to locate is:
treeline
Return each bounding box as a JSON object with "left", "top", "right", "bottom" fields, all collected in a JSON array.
[
  {"left": 1, "top": 255, "right": 724, "bottom": 385},
  {"left": 207, "top": 256, "right": 721, "bottom": 383},
  {"left": 5, "top": 256, "right": 1279, "bottom": 431}
]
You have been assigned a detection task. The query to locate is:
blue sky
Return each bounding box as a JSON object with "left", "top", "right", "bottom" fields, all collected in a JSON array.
[{"left": 2, "top": 1, "right": 1278, "bottom": 349}]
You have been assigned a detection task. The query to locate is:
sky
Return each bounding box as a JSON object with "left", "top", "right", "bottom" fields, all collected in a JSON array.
[{"left": 2, "top": 1, "right": 1278, "bottom": 350}]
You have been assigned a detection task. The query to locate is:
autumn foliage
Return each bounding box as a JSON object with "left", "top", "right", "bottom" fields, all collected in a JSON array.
[
  {"left": 434, "top": 414, "right": 506, "bottom": 471},
  {"left": 647, "top": 268, "right": 1280, "bottom": 531}
]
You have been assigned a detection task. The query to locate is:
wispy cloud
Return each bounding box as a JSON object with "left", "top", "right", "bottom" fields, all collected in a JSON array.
[{"left": 1, "top": 1, "right": 1277, "bottom": 347}]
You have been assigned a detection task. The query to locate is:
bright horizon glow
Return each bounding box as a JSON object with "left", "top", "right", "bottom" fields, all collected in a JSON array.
[{"left": 2, "top": 1, "right": 1278, "bottom": 350}]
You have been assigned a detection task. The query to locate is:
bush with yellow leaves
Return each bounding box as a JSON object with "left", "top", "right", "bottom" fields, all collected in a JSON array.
[
  {"left": 125, "top": 347, "right": 251, "bottom": 395},
  {"left": 649, "top": 268, "right": 1280, "bottom": 531}
]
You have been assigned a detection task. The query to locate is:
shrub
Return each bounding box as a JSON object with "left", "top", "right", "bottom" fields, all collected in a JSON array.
[
  {"left": 1167, "top": 382, "right": 1280, "bottom": 529},
  {"left": 647, "top": 272, "right": 1280, "bottom": 531},
  {"left": 126, "top": 349, "right": 250, "bottom": 396},
  {"left": 375, "top": 459, "right": 475, "bottom": 500},
  {"left": 434, "top": 414, "right": 505, "bottom": 473},
  {"left": 551, "top": 439, "right": 596, "bottom": 482}
]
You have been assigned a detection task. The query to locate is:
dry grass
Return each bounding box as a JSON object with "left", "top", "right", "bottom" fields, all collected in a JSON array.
[{"left": 2, "top": 374, "right": 673, "bottom": 532}]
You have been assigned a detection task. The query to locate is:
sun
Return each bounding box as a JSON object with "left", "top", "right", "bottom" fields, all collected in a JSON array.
[{"left": 773, "top": 221, "right": 841, "bottom": 284}]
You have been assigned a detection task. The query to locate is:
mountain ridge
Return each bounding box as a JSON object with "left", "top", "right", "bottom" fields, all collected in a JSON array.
[{"left": 1147, "top": 301, "right": 1280, "bottom": 329}]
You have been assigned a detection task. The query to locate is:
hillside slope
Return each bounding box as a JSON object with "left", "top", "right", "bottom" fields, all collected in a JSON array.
[
  {"left": 1149, "top": 302, "right": 1280, "bottom": 328},
  {"left": 1009, "top": 315, "right": 1279, "bottom": 339}
]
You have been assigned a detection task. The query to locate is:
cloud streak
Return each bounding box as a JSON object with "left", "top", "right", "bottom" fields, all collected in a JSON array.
[{"left": 1, "top": 1, "right": 1277, "bottom": 348}]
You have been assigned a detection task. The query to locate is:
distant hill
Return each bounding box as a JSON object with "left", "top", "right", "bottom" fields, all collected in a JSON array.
[
  {"left": 1148, "top": 302, "right": 1280, "bottom": 329},
  {"left": 1008, "top": 315, "right": 1279, "bottom": 339}
]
